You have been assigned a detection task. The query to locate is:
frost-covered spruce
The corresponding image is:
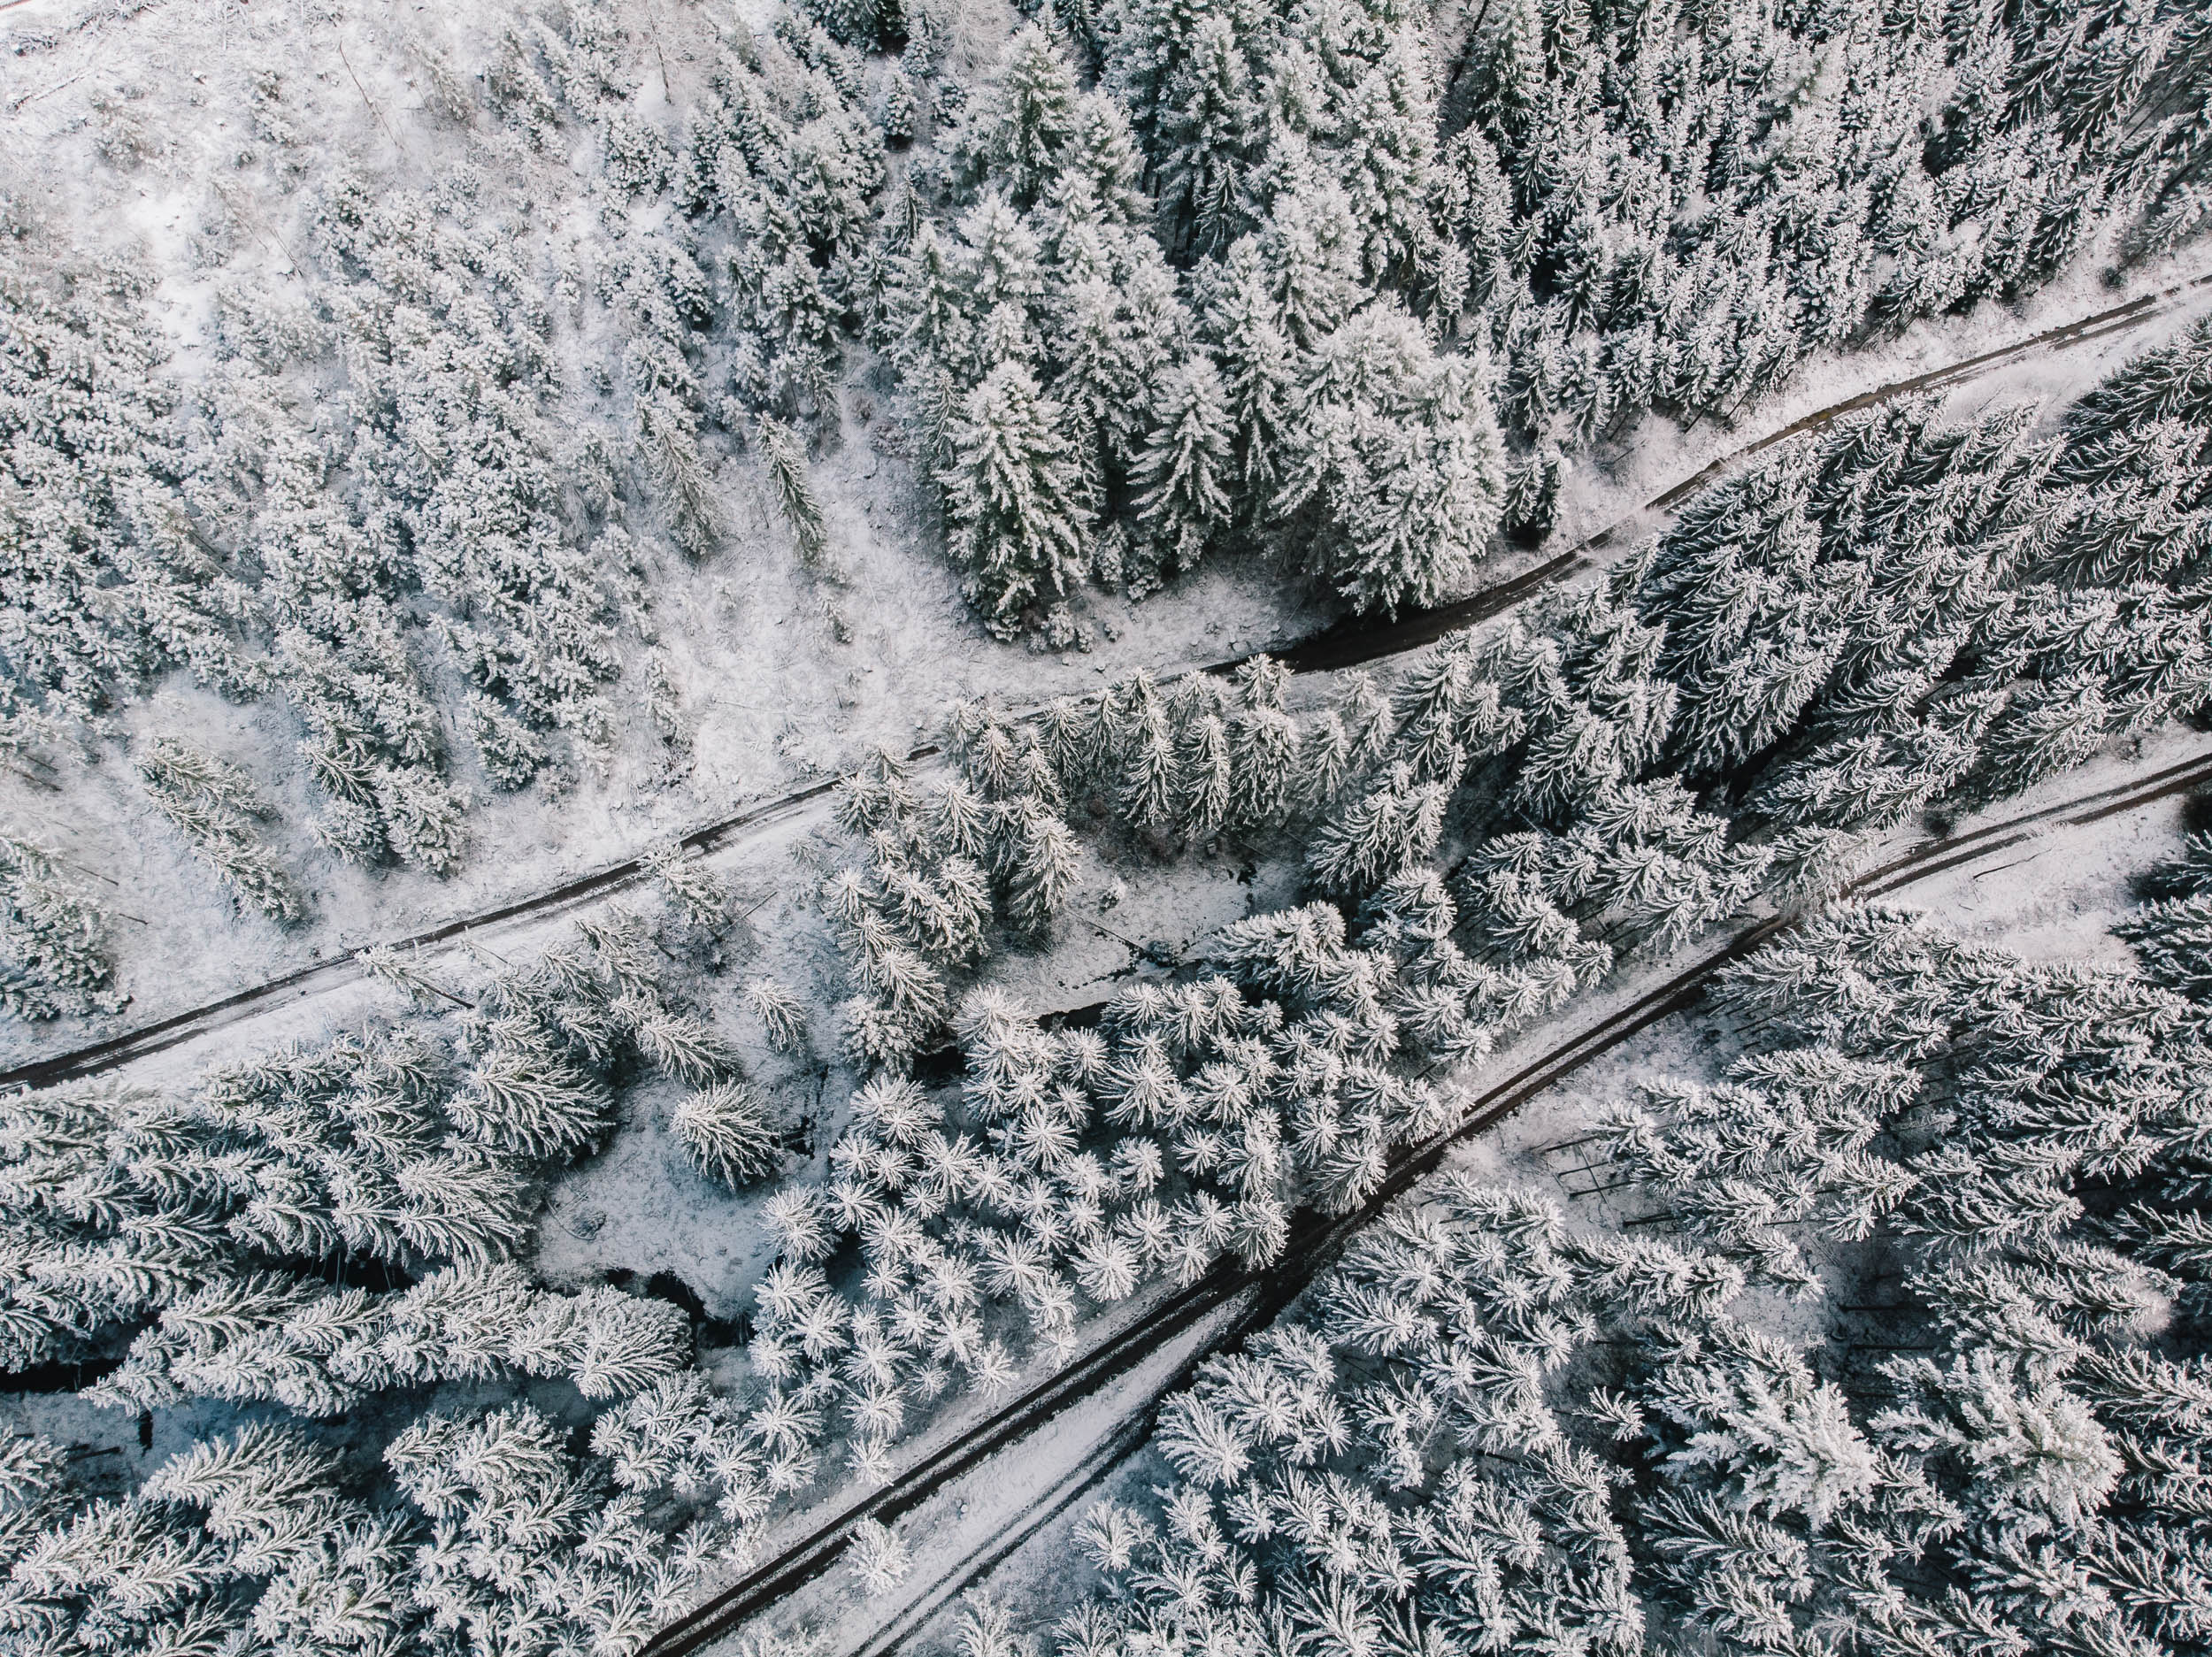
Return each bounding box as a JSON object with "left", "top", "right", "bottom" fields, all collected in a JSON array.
[
  {"left": 1133, "top": 355, "right": 1235, "bottom": 574},
  {"left": 759, "top": 416, "right": 832, "bottom": 572},
  {"left": 134, "top": 736, "right": 303, "bottom": 922},
  {"left": 620, "top": 991, "right": 736, "bottom": 1085},
  {"left": 1304, "top": 761, "right": 1450, "bottom": 896},
  {"left": 745, "top": 976, "right": 810, "bottom": 1052},
  {"left": 942, "top": 361, "right": 1093, "bottom": 633},
  {"left": 646, "top": 840, "right": 731, "bottom": 932},
  {"left": 675, "top": 1080, "right": 783, "bottom": 1187},
  {"left": 0, "top": 831, "right": 123, "bottom": 1020}
]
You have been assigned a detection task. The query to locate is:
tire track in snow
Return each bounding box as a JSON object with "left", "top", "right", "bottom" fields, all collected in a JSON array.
[
  {"left": 9, "top": 267, "right": 2208, "bottom": 1096},
  {"left": 644, "top": 738, "right": 2212, "bottom": 1657}
]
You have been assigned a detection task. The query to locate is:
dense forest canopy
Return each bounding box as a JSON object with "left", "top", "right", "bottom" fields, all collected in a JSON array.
[{"left": 3, "top": 0, "right": 2212, "bottom": 1653}]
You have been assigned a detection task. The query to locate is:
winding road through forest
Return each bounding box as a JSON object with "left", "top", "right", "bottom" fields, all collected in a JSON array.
[
  {"left": 641, "top": 737, "right": 2212, "bottom": 1657},
  {"left": 9, "top": 265, "right": 2210, "bottom": 1098}
]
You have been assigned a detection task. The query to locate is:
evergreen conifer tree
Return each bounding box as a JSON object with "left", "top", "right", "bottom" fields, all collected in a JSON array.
[
  {"left": 0, "top": 832, "right": 122, "bottom": 1020},
  {"left": 943, "top": 363, "right": 1093, "bottom": 633}
]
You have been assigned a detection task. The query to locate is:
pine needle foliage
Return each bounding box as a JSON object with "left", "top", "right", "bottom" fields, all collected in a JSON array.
[
  {"left": 134, "top": 737, "right": 303, "bottom": 922},
  {"left": 675, "top": 1080, "right": 784, "bottom": 1187}
]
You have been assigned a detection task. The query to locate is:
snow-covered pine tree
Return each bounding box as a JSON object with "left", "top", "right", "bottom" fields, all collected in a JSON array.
[
  {"left": 1133, "top": 355, "right": 1235, "bottom": 576},
  {"left": 1303, "top": 760, "right": 1450, "bottom": 897},
  {"left": 942, "top": 362, "right": 1093, "bottom": 633},
  {"left": 134, "top": 736, "right": 303, "bottom": 922},
  {"left": 86, "top": 1262, "right": 690, "bottom": 1417},
  {"left": 0, "top": 831, "right": 123, "bottom": 1020},
  {"left": 760, "top": 416, "right": 833, "bottom": 573},
  {"left": 745, "top": 976, "right": 810, "bottom": 1052},
  {"left": 675, "top": 1081, "right": 784, "bottom": 1187},
  {"left": 645, "top": 840, "right": 730, "bottom": 934}
]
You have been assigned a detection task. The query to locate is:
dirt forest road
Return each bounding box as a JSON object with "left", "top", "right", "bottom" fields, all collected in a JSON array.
[
  {"left": 641, "top": 737, "right": 2212, "bottom": 1657},
  {"left": 9, "top": 266, "right": 2209, "bottom": 1100}
]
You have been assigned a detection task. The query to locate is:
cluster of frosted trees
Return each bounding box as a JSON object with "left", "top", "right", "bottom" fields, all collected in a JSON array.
[
  {"left": 3, "top": 4, "right": 673, "bottom": 875},
  {"left": 822, "top": 722, "right": 1079, "bottom": 1072},
  {"left": 1453, "top": 0, "right": 2212, "bottom": 471},
  {"left": 0, "top": 832, "right": 123, "bottom": 1022},
  {"left": 0, "top": 911, "right": 731, "bottom": 1391},
  {"left": 33, "top": 869, "right": 2212, "bottom": 1655},
  {"left": 8, "top": 0, "right": 2210, "bottom": 1024},
  {"left": 0, "top": 896, "right": 804, "bottom": 1651},
  {"left": 794, "top": 313, "right": 2212, "bottom": 1111},
  {"left": 999, "top": 885, "right": 2212, "bottom": 1657},
  {"left": 881, "top": 16, "right": 1508, "bottom": 627},
  {"left": 1033, "top": 656, "right": 1325, "bottom": 847},
  {"left": 449, "top": 740, "right": 1743, "bottom": 1583},
  {"left": 196, "top": 3, "right": 715, "bottom": 858},
  {"left": 1632, "top": 312, "right": 2212, "bottom": 828},
  {"left": 0, "top": 2, "right": 887, "bottom": 946},
  {"left": 0, "top": 1410, "right": 721, "bottom": 1654},
  {"left": 682, "top": 12, "right": 887, "bottom": 422},
  {"left": 895, "top": 310, "right": 2212, "bottom": 988},
  {"left": 869, "top": 0, "right": 2211, "bottom": 621},
  {"left": 0, "top": 223, "right": 234, "bottom": 735},
  {"left": 551, "top": 866, "right": 1591, "bottom": 1528}
]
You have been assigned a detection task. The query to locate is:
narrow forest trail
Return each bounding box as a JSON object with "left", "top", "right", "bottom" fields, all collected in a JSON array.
[
  {"left": 10, "top": 267, "right": 2208, "bottom": 1098},
  {"left": 641, "top": 734, "right": 2212, "bottom": 1657}
]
